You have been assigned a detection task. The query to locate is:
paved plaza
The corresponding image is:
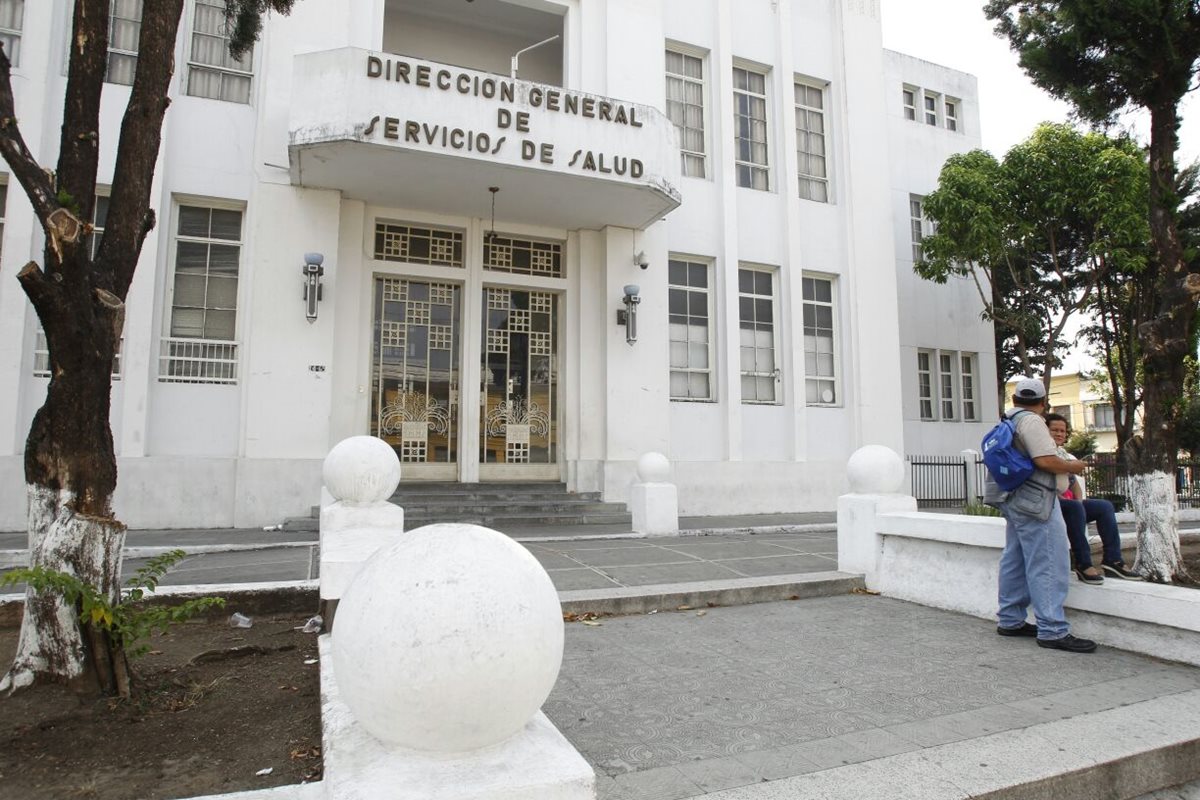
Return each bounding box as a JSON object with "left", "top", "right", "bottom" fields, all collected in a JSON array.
[{"left": 546, "top": 595, "right": 1200, "bottom": 799}]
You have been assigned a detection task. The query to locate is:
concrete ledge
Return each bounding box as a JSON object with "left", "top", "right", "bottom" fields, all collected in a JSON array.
[
  {"left": 559, "top": 571, "right": 864, "bottom": 616},
  {"left": 701, "top": 689, "right": 1200, "bottom": 800},
  {"left": 870, "top": 511, "right": 1200, "bottom": 666}
]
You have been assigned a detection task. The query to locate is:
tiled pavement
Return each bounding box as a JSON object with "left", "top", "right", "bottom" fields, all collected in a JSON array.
[
  {"left": 544, "top": 594, "right": 1200, "bottom": 799},
  {"left": 525, "top": 531, "right": 839, "bottom": 591}
]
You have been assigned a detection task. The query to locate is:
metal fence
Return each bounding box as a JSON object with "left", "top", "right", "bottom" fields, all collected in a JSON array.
[
  {"left": 909, "top": 454, "right": 1200, "bottom": 510},
  {"left": 907, "top": 455, "right": 969, "bottom": 508}
]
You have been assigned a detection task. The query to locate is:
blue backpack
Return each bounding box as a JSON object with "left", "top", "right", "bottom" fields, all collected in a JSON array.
[{"left": 981, "top": 411, "right": 1035, "bottom": 491}]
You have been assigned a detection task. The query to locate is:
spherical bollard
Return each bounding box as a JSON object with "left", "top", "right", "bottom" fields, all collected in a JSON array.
[
  {"left": 331, "top": 523, "right": 564, "bottom": 752},
  {"left": 846, "top": 445, "right": 905, "bottom": 494},
  {"left": 636, "top": 451, "right": 671, "bottom": 483},
  {"left": 322, "top": 436, "right": 401, "bottom": 506}
]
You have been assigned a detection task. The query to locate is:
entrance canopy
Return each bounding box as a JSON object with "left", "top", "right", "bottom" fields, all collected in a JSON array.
[{"left": 289, "top": 49, "right": 682, "bottom": 231}]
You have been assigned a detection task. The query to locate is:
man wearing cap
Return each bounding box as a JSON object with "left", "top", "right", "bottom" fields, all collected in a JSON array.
[{"left": 985, "top": 378, "right": 1095, "bottom": 652}]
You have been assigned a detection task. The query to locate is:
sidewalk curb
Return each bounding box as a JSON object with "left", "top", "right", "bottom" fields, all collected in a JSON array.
[{"left": 559, "top": 571, "right": 864, "bottom": 616}]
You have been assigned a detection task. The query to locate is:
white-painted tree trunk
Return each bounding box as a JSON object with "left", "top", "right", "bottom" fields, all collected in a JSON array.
[
  {"left": 1128, "top": 471, "right": 1184, "bottom": 583},
  {"left": 0, "top": 484, "right": 125, "bottom": 694}
]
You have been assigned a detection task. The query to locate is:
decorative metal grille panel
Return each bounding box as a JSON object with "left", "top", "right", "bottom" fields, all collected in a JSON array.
[
  {"left": 481, "top": 289, "right": 558, "bottom": 465},
  {"left": 372, "top": 278, "right": 461, "bottom": 464},
  {"left": 483, "top": 236, "right": 563, "bottom": 278},
  {"left": 374, "top": 222, "right": 464, "bottom": 268}
]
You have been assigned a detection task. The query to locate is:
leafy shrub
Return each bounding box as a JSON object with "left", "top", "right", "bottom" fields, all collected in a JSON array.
[{"left": 963, "top": 502, "right": 1002, "bottom": 517}]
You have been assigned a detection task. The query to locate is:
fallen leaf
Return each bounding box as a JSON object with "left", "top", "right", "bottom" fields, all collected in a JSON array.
[
  {"left": 304, "top": 659, "right": 318, "bottom": 665},
  {"left": 581, "top": 620, "right": 603, "bottom": 627},
  {"left": 677, "top": 605, "right": 692, "bottom": 611},
  {"left": 851, "top": 587, "right": 881, "bottom": 596},
  {"left": 647, "top": 609, "right": 659, "bottom": 614},
  {"left": 696, "top": 610, "right": 707, "bottom": 617},
  {"left": 255, "top": 767, "right": 274, "bottom": 777},
  {"left": 147, "top": 650, "right": 163, "bottom": 656}
]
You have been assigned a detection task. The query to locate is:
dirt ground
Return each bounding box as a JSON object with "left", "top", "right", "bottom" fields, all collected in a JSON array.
[
  {"left": 0, "top": 548, "right": 1197, "bottom": 800},
  {"left": 0, "top": 611, "right": 322, "bottom": 800}
]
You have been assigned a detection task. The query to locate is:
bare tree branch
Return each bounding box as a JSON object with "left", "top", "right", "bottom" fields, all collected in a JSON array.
[{"left": 0, "top": 50, "right": 62, "bottom": 250}]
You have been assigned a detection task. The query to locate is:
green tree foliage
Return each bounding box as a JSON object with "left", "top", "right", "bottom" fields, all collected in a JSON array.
[
  {"left": 1, "top": 551, "right": 224, "bottom": 697},
  {"left": 1064, "top": 429, "right": 1097, "bottom": 459},
  {"left": 916, "top": 123, "right": 1149, "bottom": 393},
  {"left": 985, "top": 1, "right": 1200, "bottom": 487}
]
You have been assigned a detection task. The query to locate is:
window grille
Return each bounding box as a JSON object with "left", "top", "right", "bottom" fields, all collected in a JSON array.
[
  {"left": 374, "top": 222, "right": 464, "bottom": 267},
  {"left": 483, "top": 235, "right": 562, "bottom": 278},
  {"left": 158, "top": 337, "right": 238, "bottom": 384}
]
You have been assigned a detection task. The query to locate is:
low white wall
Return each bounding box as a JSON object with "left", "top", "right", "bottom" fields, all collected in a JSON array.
[{"left": 839, "top": 500, "right": 1200, "bottom": 667}]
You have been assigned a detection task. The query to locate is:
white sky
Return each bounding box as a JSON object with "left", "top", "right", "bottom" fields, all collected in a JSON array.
[{"left": 880, "top": 0, "right": 1200, "bottom": 378}]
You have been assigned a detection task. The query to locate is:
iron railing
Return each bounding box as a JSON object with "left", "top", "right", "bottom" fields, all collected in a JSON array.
[{"left": 907, "top": 455, "right": 969, "bottom": 508}]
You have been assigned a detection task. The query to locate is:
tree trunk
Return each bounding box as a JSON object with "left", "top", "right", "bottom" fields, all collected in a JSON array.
[
  {"left": 1128, "top": 101, "right": 1196, "bottom": 583},
  {"left": 1, "top": 279, "right": 128, "bottom": 694}
]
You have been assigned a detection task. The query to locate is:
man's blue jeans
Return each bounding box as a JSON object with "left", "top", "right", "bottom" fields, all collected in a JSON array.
[
  {"left": 1060, "top": 498, "right": 1121, "bottom": 569},
  {"left": 997, "top": 496, "right": 1070, "bottom": 640}
]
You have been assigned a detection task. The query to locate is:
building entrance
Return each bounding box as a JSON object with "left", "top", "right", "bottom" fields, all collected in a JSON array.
[{"left": 369, "top": 277, "right": 560, "bottom": 482}]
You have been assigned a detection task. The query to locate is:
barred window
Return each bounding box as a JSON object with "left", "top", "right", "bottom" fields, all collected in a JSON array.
[
  {"left": 187, "top": 0, "right": 253, "bottom": 103},
  {"left": 668, "top": 258, "right": 712, "bottom": 400},
  {"left": 666, "top": 48, "right": 706, "bottom": 178},
  {"left": 483, "top": 235, "right": 562, "bottom": 278},
  {"left": 374, "top": 222, "right": 464, "bottom": 267}
]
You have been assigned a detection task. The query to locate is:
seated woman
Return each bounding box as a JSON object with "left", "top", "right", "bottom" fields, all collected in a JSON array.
[{"left": 1044, "top": 413, "right": 1141, "bottom": 583}]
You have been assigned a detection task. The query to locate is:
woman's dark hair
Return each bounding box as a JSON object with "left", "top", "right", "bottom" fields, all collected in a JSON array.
[{"left": 1044, "top": 412, "right": 1070, "bottom": 431}]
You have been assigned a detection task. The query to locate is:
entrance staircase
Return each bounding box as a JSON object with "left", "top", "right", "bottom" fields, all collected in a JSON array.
[{"left": 286, "top": 482, "right": 631, "bottom": 531}]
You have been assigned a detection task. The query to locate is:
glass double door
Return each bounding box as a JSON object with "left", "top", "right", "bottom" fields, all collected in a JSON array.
[{"left": 370, "top": 277, "right": 559, "bottom": 480}]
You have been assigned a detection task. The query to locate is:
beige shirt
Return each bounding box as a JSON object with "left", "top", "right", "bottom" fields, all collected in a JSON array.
[{"left": 1010, "top": 409, "right": 1068, "bottom": 493}]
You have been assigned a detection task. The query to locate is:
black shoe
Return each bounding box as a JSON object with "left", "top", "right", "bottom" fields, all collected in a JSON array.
[
  {"left": 1101, "top": 561, "right": 1143, "bottom": 581},
  {"left": 997, "top": 622, "right": 1038, "bottom": 637},
  {"left": 1037, "top": 634, "right": 1097, "bottom": 653},
  {"left": 1073, "top": 567, "right": 1104, "bottom": 585}
]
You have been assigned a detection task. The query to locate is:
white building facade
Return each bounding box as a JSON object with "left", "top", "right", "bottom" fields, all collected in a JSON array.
[{"left": 0, "top": 0, "right": 996, "bottom": 531}]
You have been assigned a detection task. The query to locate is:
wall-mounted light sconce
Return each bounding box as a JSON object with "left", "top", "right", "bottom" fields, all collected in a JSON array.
[
  {"left": 634, "top": 250, "right": 649, "bottom": 270},
  {"left": 616, "top": 284, "right": 641, "bottom": 345},
  {"left": 302, "top": 252, "right": 325, "bottom": 323}
]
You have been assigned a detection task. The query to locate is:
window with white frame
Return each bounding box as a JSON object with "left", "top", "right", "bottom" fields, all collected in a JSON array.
[
  {"left": 738, "top": 267, "right": 778, "bottom": 403},
  {"left": 1091, "top": 403, "right": 1115, "bottom": 430},
  {"left": 187, "top": 0, "right": 253, "bottom": 103},
  {"left": 938, "top": 352, "right": 956, "bottom": 420},
  {"left": 917, "top": 350, "right": 934, "bottom": 420},
  {"left": 923, "top": 91, "right": 939, "bottom": 126},
  {"left": 909, "top": 194, "right": 926, "bottom": 262},
  {"left": 802, "top": 275, "right": 838, "bottom": 405},
  {"left": 733, "top": 66, "right": 769, "bottom": 190},
  {"left": 944, "top": 97, "right": 959, "bottom": 132},
  {"left": 665, "top": 48, "right": 706, "bottom": 179},
  {"left": 88, "top": 192, "right": 109, "bottom": 259},
  {"left": 107, "top": 0, "right": 143, "bottom": 85},
  {"left": 0, "top": 0, "right": 22, "bottom": 67},
  {"left": 668, "top": 257, "right": 713, "bottom": 400},
  {"left": 160, "top": 203, "right": 243, "bottom": 384},
  {"left": 794, "top": 80, "right": 828, "bottom": 203},
  {"left": 902, "top": 86, "right": 916, "bottom": 120},
  {"left": 960, "top": 353, "right": 978, "bottom": 421}
]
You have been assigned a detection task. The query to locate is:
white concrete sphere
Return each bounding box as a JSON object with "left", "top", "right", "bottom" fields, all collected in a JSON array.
[
  {"left": 322, "top": 436, "right": 401, "bottom": 505},
  {"left": 636, "top": 451, "right": 671, "bottom": 483},
  {"left": 331, "top": 523, "right": 565, "bottom": 752},
  {"left": 846, "top": 445, "right": 905, "bottom": 494}
]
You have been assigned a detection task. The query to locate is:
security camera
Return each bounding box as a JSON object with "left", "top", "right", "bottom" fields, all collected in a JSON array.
[{"left": 635, "top": 250, "right": 650, "bottom": 270}]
